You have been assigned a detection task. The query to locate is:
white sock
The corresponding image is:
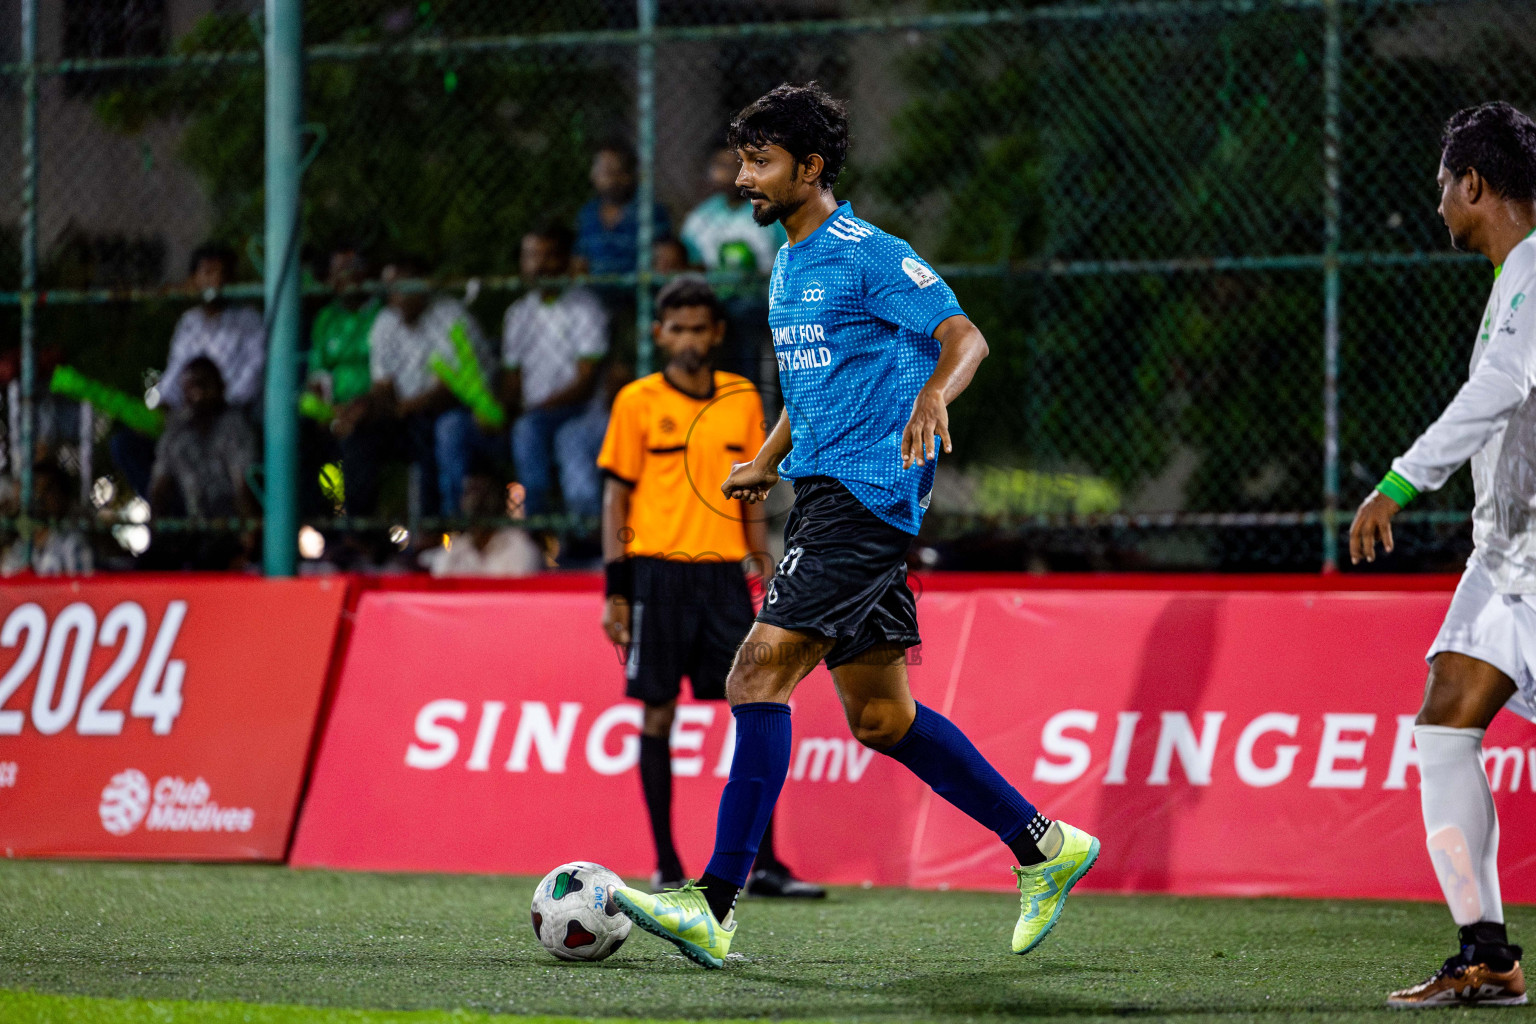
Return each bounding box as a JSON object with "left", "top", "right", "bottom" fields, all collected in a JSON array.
[{"left": 1415, "top": 725, "right": 1503, "bottom": 926}]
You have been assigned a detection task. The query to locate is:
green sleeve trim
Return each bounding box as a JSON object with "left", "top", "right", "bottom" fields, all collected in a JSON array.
[{"left": 1376, "top": 470, "right": 1418, "bottom": 506}]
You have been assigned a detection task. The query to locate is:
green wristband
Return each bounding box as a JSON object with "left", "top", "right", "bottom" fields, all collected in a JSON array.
[{"left": 1376, "top": 470, "right": 1418, "bottom": 507}]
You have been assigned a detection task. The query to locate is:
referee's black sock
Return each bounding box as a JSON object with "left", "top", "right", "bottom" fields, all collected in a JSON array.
[
  {"left": 752, "top": 813, "right": 781, "bottom": 872},
  {"left": 699, "top": 872, "right": 741, "bottom": 922},
  {"left": 638, "top": 734, "right": 681, "bottom": 877}
]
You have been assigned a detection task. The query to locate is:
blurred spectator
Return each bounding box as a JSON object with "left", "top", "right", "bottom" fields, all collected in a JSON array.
[
  {"left": 148, "top": 357, "right": 258, "bottom": 569},
  {"left": 422, "top": 475, "right": 544, "bottom": 577},
  {"left": 680, "top": 146, "right": 787, "bottom": 273},
  {"left": 500, "top": 226, "right": 608, "bottom": 517},
  {"left": 303, "top": 246, "right": 380, "bottom": 518},
  {"left": 2, "top": 461, "right": 92, "bottom": 577},
  {"left": 110, "top": 241, "right": 266, "bottom": 500},
  {"left": 339, "top": 255, "right": 497, "bottom": 518},
  {"left": 574, "top": 142, "right": 673, "bottom": 277},
  {"left": 160, "top": 243, "right": 267, "bottom": 412},
  {"left": 307, "top": 246, "right": 380, "bottom": 412},
  {"left": 652, "top": 238, "right": 691, "bottom": 274},
  {"left": 680, "top": 147, "right": 785, "bottom": 388}
]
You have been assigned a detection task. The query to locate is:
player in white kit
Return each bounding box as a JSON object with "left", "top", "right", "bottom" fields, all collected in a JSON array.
[{"left": 1351, "top": 102, "right": 1536, "bottom": 1009}]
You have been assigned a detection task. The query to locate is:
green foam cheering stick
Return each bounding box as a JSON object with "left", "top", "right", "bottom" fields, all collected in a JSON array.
[
  {"left": 299, "top": 392, "right": 335, "bottom": 424},
  {"left": 429, "top": 320, "right": 506, "bottom": 429},
  {"left": 49, "top": 366, "right": 165, "bottom": 437}
]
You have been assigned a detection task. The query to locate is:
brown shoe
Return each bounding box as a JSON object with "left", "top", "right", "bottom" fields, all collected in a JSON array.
[{"left": 1387, "top": 958, "right": 1528, "bottom": 1008}]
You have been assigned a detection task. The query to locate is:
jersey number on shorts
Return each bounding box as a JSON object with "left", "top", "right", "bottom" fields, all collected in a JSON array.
[{"left": 767, "top": 546, "right": 805, "bottom": 605}]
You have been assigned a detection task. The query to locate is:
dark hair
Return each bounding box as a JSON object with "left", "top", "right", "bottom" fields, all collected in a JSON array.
[
  {"left": 31, "top": 459, "right": 69, "bottom": 494},
  {"left": 595, "top": 139, "right": 637, "bottom": 170},
  {"left": 328, "top": 240, "right": 368, "bottom": 261},
  {"left": 655, "top": 274, "right": 724, "bottom": 323},
  {"left": 527, "top": 221, "right": 575, "bottom": 256},
  {"left": 316, "top": 242, "right": 369, "bottom": 277},
  {"left": 183, "top": 355, "right": 224, "bottom": 385},
  {"left": 188, "top": 241, "right": 238, "bottom": 278},
  {"left": 728, "top": 82, "right": 849, "bottom": 189},
  {"left": 1443, "top": 102, "right": 1536, "bottom": 202},
  {"left": 383, "top": 252, "right": 431, "bottom": 278}
]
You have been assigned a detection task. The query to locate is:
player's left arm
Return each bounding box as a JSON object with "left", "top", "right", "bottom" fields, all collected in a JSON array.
[
  {"left": 902, "top": 314, "right": 988, "bottom": 469},
  {"left": 1351, "top": 255, "right": 1536, "bottom": 563}
]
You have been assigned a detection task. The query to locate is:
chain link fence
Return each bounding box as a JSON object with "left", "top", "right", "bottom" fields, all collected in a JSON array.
[{"left": 1, "top": 0, "right": 1530, "bottom": 573}]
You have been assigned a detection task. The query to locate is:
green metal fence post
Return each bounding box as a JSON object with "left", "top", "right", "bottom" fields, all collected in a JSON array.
[
  {"left": 18, "top": 0, "right": 37, "bottom": 560},
  {"left": 1321, "top": 0, "right": 1342, "bottom": 573},
  {"left": 263, "top": 0, "right": 302, "bottom": 576},
  {"left": 634, "top": 0, "right": 657, "bottom": 376}
]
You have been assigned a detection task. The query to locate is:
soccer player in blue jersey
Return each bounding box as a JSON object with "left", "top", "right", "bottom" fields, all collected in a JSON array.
[{"left": 613, "top": 83, "right": 1100, "bottom": 969}]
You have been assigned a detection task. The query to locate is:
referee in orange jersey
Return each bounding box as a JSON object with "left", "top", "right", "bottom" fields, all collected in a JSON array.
[{"left": 598, "top": 276, "right": 822, "bottom": 898}]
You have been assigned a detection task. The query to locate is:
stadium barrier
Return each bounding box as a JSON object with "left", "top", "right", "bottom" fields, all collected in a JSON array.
[
  {"left": 289, "top": 575, "right": 1536, "bottom": 903},
  {"left": 0, "top": 577, "right": 346, "bottom": 860}
]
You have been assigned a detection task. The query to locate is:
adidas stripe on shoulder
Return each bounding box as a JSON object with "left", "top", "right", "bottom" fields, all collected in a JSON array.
[{"left": 826, "top": 215, "right": 875, "bottom": 242}]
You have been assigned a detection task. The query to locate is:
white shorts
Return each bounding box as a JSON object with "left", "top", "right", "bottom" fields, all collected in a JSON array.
[{"left": 1428, "top": 558, "right": 1536, "bottom": 722}]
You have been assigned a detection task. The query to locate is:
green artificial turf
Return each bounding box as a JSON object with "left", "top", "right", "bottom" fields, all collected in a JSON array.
[
  {"left": 0, "top": 860, "right": 1530, "bottom": 1023},
  {"left": 0, "top": 990, "right": 776, "bottom": 1024}
]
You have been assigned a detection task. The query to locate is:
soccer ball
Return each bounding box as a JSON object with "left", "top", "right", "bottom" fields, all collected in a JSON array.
[{"left": 530, "top": 861, "right": 631, "bottom": 962}]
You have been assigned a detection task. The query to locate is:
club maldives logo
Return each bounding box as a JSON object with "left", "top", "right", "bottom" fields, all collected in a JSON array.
[{"left": 98, "top": 769, "right": 254, "bottom": 836}]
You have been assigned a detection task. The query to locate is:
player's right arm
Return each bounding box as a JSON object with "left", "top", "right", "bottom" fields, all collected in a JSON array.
[
  {"left": 722, "top": 408, "right": 792, "bottom": 504},
  {"left": 596, "top": 384, "right": 645, "bottom": 644},
  {"left": 1351, "top": 252, "right": 1536, "bottom": 563}
]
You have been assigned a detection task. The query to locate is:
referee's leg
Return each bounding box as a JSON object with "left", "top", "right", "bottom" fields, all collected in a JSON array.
[{"left": 638, "top": 699, "right": 683, "bottom": 887}]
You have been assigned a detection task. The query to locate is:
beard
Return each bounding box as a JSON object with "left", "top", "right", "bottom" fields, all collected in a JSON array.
[
  {"left": 743, "top": 189, "right": 800, "bottom": 227},
  {"left": 672, "top": 348, "right": 711, "bottom": 374}
]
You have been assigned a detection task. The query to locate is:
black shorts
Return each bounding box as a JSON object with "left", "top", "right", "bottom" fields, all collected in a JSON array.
[
  {"left": 757, "top": 476, "right": 920, "bottom": 669},
  {"left": 625, "top": 557, "right": 755, "bottom": 705}
]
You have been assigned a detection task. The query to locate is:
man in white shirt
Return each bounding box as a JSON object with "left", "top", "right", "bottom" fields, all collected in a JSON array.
[
  {"left": 1351, "top": 102, "right": 1536, "bottom": 1009},
  {"left": 421, "top": 476, "right": 544, "bottom": 577},
  {"left": 109, "top": 242, "right": 265, "bottom": 499},
  {"left": 500, "top": 225, "right": 609, "bottom": 517},
  {"left": 337, "top": 255, "right": 496, "bottom": 518}
]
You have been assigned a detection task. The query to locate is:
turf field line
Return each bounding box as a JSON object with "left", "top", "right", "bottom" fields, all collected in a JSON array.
[{"left": 0, "top": 990, "right": 833, "bottom": 1024}]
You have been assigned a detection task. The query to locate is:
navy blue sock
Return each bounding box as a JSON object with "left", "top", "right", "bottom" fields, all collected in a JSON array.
[
  {"left": 702, "top": 702, "right": 792, "bottom": 916},
  {"left": 884, "top": 702, "right": 1051, "bottom": 864}
]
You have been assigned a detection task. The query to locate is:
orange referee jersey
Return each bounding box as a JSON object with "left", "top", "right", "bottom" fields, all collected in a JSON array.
[{"left": 597, "top": 371, "right": 766, "bottom": 562}]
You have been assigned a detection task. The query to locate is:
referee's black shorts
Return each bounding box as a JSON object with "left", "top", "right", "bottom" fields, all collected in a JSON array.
[
  {"left": 756, "top": 475, "right": 920, "bottom": 670},
  {"left": 624, "top": 557, "right": 755, "bottom": 706}
]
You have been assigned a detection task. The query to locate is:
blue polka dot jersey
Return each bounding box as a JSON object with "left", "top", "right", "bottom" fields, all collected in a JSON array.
[{"left": 768, "top": 201, "right": 965, "bottom": 534}]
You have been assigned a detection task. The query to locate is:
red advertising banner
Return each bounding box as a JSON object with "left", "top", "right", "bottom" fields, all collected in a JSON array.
[
  {"left": 0, "top": 578, "right": 346, "bottom": 860},
  {"left": 292, "top": 583, "right": 1536, "bottom": 902},
  {"left": 290, "top": 591, "right": 927, "bottom": 881},
  {"left": 907, "top": 589, "right": 1536, "bottom": 899}
]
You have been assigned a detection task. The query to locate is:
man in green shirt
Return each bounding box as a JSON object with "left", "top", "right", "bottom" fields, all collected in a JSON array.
[{"left": 308, "top": 247, "right": 380, "bottom": 408}]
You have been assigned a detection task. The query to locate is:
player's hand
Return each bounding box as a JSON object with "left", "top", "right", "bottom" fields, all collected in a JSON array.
[
  {"left": 723, "top": 459, "right": 778, "bottom": 504},
  {"left": 602, "top": 595, "right": 631, "bottom": 645},
  {"left": 902, "top": 386, "right": 951, "bottom": 469},
  {"left": 1349, "top": 490, "right": 1401, "bottom": 564}
]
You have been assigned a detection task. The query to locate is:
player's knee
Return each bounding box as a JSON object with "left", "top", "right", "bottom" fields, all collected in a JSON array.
[
  {"left": 846, "top": 705, "right": 912, "bottom": 751},
  {"left": 641, "top": 701, "right": 676, "bottom": 738},
  {"left": 1416, "top": 654, "right": 1513, "bottom": 729},
  {"left": 725, "top": 662, "right": 771, "bottom": 706}
]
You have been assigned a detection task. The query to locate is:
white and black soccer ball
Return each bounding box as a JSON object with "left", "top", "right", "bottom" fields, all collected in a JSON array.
[{"left": 530, "top": 861, "right": 631, "bottom": 962}]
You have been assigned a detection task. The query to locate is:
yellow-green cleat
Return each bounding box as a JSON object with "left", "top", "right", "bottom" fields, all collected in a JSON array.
[
  {"left": 1012, "top": 821, "right": 1100, "bottom": 955},
  {"left": 612, "top": 881, "right": 735, "bottom": 969}
]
